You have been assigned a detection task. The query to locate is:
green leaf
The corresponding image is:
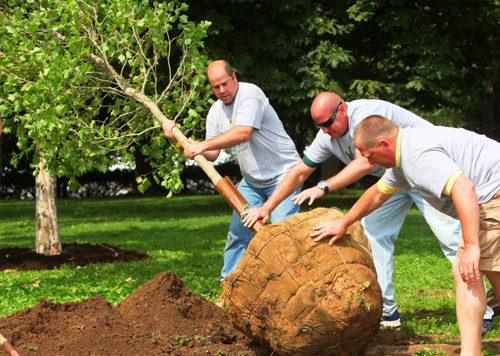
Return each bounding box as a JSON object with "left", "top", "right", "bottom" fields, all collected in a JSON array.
[
  {"left": 55, "top": 104, "right": 67, "bottom": 115},
  {"left": 137, "top": 177, "right": 151, "bottom": 193}
]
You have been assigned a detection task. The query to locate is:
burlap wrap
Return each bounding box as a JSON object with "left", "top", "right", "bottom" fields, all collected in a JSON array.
[{"left": 220, "top": 207, "right": 382, "bottom": 356}]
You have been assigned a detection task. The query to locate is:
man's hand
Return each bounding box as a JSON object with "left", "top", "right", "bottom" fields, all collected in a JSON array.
[
  {"left": 291, "top": 186, "right": 325, "bottom": 206},
  {"left": 183, "top": 139, "right": 207, "bottom": 159},
  {"left": 458, "top": 244, "right": 481, "bottom": 285},
  {"left": 310, "top": 219, "right": 347, "bottom": 246},
  {"left": 242, "top": 206, "right": 270, "bottom": 228},
  {"left": 162, "top": 121, "right": 176, "bottom": 140}
]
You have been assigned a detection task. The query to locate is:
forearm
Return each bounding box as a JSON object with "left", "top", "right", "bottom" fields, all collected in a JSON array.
[
  {"left": 185, "top": 126, "right": 251, "bottom": 161},
  {"left": 203, "top": 126, "right": 252, "bottom": 151},
  {"left": 309, "top": 183, "right": 391, "bottom": 245},
  {"left": 324, "top": 158, "right": 373, "bottom": 192},
  {"left": 450, "top": 174, "right": 481, "bottom": 283},
  {"left": 451, "top": 175, "right": 480, "bottom": 247}
]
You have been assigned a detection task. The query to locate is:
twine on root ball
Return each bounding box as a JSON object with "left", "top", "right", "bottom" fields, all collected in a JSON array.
[{"left": 220, "top": 207, "right": 382, "bottom": 356}]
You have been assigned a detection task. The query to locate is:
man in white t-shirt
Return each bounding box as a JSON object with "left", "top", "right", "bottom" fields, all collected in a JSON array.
[
  {"left": 242, "top": 92, "right": 494, "bottom": 331},
  {"left": 163, "top": 60, "right": 301, "bottom": 281},
  {"left": 312, "top": 114, "right": 500, "bottom": 355}
]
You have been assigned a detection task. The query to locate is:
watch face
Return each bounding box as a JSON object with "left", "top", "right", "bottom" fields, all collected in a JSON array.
[{"left": 318, "top": 181, "right": 328, "bottom": 190}]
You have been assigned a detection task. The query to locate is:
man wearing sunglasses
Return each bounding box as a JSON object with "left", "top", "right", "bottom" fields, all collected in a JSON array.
[{"left": 242, "top": 91, "right": 495, "bottom": 334}]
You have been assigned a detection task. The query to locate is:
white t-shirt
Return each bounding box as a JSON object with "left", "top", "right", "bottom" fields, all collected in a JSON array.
[
  {"left": 304, "top": 99, "right": 432, "bottom": 177},
  {"left": 382, "top": 126, "right": 500, "bottom": 218},
  {"left": 206, "top": 82, "right": 300, "bottom": 188}
]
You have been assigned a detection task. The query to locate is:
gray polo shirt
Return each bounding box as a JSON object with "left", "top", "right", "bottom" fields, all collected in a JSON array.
[
  {"left": 381, "top": 126, "right": 500, "bottom": 218},
  {"left": 206, "top": 82, "right": 300, "bottom": 188}
]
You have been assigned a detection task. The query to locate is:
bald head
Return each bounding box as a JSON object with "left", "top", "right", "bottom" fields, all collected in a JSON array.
[
  {"left": 310, "top": 92, "right": 348, "bottom": 138},
  {"left": 310, "top": 92, "right": 343, "bottom": 121},
  {"left": 206, "top": 60, "right": 233, "bottom": 79}
]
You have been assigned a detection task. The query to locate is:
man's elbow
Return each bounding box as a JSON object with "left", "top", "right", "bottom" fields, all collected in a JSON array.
[
  {"left": 203, "top": 150, "right": 220, "bottom": 162},
  {"left": 240, "top": 131, "right": 252, "bottom": 142},
  {"left": 234, "top": 126, "right": 253, "bottom": 142},
  {"left": 450, "top": 174, "right": 477, "bottom": 199}
]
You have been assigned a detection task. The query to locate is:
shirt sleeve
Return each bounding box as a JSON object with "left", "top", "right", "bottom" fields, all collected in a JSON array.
[
  {"left": 234, "top": 96, "right": 265, "bottom": 129},
  {"left": 303, "top": 155, "right": 321, "bottom": 168},
  {"left": 412, "top": 151, "right": 462, "bottom": 199},
  {"left": 303, "top": 130, "right": 339, "bottom": 165},
  {"left": 442, "top": 169, "right": 463, "bottom": 196},
  {"left": 205, "top": 107, "right": 219, "bottom": 140},
  {"left": 379, "top": 168, "right": 408, "bottom": 193},
  {"left": 377, "top": 178, "right": 405, "bottom": 194}
]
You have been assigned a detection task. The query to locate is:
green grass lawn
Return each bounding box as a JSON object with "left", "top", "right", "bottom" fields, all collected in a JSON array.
[{"left": 1, "top": 191, "right": 499, "bottom": 343}]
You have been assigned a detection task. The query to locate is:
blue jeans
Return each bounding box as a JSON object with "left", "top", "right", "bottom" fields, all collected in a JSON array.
[
  {"left": 362, "top": 186, "right": 494, "bottom": 319},
  {"left": 220, "top": 178, "right": 303, "bottom": 280}
]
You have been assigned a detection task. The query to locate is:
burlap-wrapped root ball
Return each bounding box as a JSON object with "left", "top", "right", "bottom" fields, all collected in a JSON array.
[{"left": 220, "top": 207, "right": 382, "bottom": 356}]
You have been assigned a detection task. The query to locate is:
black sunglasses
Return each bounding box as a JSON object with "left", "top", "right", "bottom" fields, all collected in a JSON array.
[{"left": 315, "top": 102, "right": 342, "bottom": 128}]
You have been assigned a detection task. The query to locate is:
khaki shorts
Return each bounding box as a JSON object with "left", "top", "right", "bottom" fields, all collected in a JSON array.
[{"left": 453, "top": 190, "right": 500, "bottom": 272}]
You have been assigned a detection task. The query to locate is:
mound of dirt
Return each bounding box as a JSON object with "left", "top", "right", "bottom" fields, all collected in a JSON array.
[
  {"left": 0, "top": 270, "right": 269, "bottom": 355},
  {"left": 1, "top": 244, "right": 499, "bottom": 355}
]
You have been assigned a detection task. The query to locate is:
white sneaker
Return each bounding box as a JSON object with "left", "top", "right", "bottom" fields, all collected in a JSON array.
[{"left": 380, "top": 310, "right": 401, "bottom": 328}]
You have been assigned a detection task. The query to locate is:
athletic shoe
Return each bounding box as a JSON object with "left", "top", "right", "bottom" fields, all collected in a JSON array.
[
  {"left": 482, "top": 319, "right": 494, "bottom": 336},
  {"left": 381, "top": 310, "right": 401, "bottom": 328}
]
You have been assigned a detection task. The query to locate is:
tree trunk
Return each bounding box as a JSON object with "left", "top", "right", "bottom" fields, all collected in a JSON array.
[{"left": 35, "top": 154, "right": 61, "bottom": 255}]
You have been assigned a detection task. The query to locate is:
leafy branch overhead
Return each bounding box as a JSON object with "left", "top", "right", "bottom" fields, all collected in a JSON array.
[{"left": 0, "top": 0, "right": 211, "bottom": 194}]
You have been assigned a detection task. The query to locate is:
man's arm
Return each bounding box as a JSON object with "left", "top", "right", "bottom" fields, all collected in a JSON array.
[
  {"left": 183, "top": 125, "right": 252, "bottom": 162},
  {"left": 450, "top": 174, "right": 481, "bottom": 285},
  {"left": 162, "top": 121, "right": 252, "bottom": 162},
  {"left": 310, "top": 183, "right": 393, "bottom": 245},
  {"left": 292, "top": 153, "right": 374, "bottom": 206},
  {"left": 242, "top": 160, "right": 316, "bottom": 227}
]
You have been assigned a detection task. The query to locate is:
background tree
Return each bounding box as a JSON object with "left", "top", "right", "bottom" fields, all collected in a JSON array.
[
  {"left": 184, "top": 0, "right": 500, "bottom": 148},
  {"left": 2, "top": 0, "right": 499, "bottom": 198},
  {"left": 0, "top": 0, "right": 210, "bottom": 252}
]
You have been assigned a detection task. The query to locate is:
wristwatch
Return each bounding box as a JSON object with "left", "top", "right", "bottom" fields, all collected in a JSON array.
[{"left": 317, "top": 180, "right": 329, "bottom": 194}]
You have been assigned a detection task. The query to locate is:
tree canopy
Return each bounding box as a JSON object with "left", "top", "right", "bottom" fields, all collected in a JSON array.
[
  {"left": 185, "top": 0, "right": 500, "bottom": 149},
  {"left": 1, "top": 0, "right": 499, "bottom": 195},
  {"left": 1, "top": 0, "right": 210, "bottom": 195}
]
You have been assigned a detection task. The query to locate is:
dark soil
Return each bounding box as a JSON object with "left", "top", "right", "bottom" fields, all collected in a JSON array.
[
  {"left": 1, "top": 244, "right": 499, "bottom": 355},
  {"left": 0, "top": 243, "right": 149, "bottom": 272}
]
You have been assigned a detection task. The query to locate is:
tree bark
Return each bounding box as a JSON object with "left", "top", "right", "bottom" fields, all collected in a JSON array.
[{"left": 35, "top": 154, "right": 61, "bottom": 255}]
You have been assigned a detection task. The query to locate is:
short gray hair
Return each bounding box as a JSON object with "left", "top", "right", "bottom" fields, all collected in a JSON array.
[{"left": 353, "top": 115, "right": 399, "bottom": 149}]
